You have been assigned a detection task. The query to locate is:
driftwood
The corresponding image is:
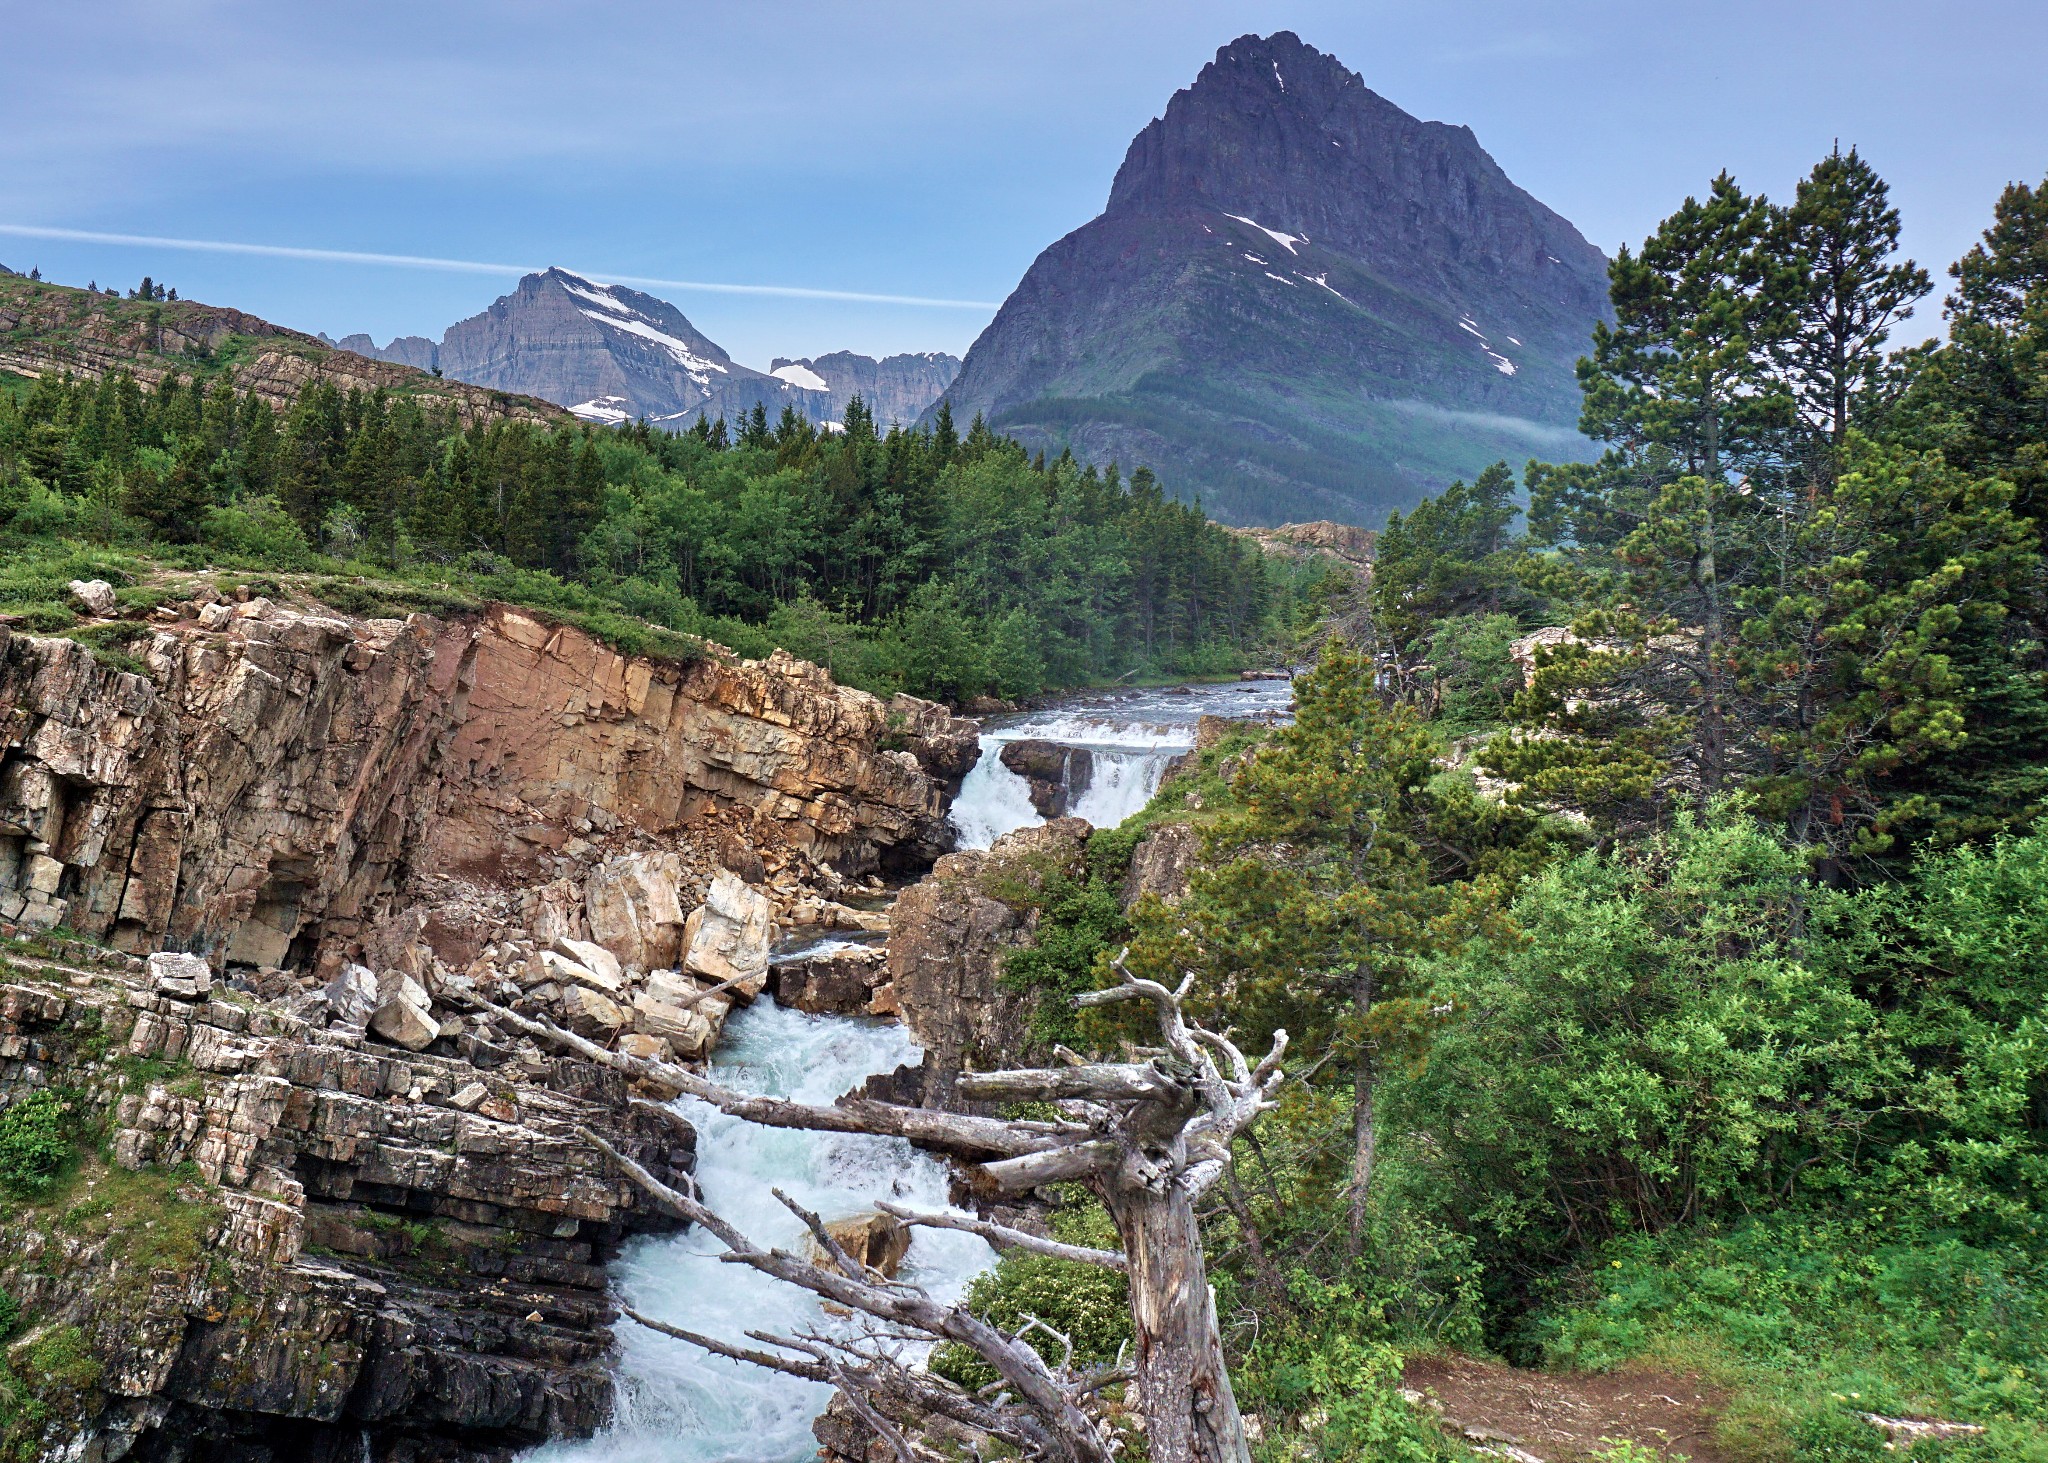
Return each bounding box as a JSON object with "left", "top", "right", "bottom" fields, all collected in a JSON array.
[{"left": 495, "top": 955, "right": 1285, "bottom": 1463}]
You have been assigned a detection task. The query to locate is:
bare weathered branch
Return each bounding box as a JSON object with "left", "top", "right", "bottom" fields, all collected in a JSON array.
[
  {"left": 979, "top": 1140, "right": 1120, "bottom": 1192},
  {"left": 875, "top": 1202, "right": 1128, "bottom": 1271},
  {"left": 957, "top": 1062, "right": 1187, "bottom": 1104}
]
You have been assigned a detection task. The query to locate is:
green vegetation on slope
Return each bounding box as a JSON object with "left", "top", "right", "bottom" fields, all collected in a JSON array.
[
  {"left": 0, "top": 332, "right": 1314, "bottom": 701},
  {"left": 973, "top": 151, "right": 2048, "bottom": 1461}
]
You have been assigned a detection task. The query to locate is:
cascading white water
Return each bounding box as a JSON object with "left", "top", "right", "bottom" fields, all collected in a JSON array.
[
  {"left": 950, "top": 680, "right": 1297, "bottom": 851},
  {"left": 530, "top": 1002, "right": 994, "bottom": 1463}
]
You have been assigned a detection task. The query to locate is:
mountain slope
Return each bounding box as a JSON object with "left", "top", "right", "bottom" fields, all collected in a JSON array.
[
  {"left": 435, "top": 267, "right": 828, "bottom": 426},
  {"left": 769, "top": 350, "right": 960, "bottom": 427},
  {"left": 929, "top": 31, "right": 1612, "bottom": 526},
  {"left": 0, "top": 272, "right": 563, "bottom": 427}
]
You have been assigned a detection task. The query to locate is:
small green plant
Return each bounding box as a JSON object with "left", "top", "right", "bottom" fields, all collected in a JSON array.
[{"left": 0, "top": 1094, "right": 72, "bottom": 1195}]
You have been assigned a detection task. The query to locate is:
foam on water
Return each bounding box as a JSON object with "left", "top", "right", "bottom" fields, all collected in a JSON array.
[
  {"left": 530, "top": 1002, "right": 993, "bottom": 1463},
  {"left": 949, "top": 678, "right": 1295, "bottom": 851}
]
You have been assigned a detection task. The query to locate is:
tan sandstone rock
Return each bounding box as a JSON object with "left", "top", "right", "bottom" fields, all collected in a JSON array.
[
  {"left": 561, "top": 985, "right": 625, "bottom": 1041},
  {"left": 683, "top": 870, "right": 774, "bottom": 999}
]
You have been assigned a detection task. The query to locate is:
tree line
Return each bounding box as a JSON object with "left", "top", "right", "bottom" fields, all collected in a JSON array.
[{"left": 0, "top": 366, "right": 1300, "bottom": 701}]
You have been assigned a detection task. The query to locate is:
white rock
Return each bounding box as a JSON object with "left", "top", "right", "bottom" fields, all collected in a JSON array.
[
  {"left": 448, "top": 1082, "right": 489, "bottom": 1112},
  {"left": 630, "top": 993, "right": 716, "bottom": 1057},
  {"left": 682, "top": 870, "right": 774, "bottom": 999},
  {"left": 24, "top": 853, "right": 65, "bottom": 895},
  {"left": 550, "top": 935, "right": 623, "bottom": 988},
  {"left": 68, "top": 579, "right": 116, "bottom": 616},
  {"left": 615, "top": 1032, "right": 673, "bottom": 1062},
  {"left": 197, "top": 601, "right": 233, "bottom": 630},
  {"left": 369, "top": 992, "right": 438, "bottom": 1050},
  {"left": 147, "top": 951, "right": 212, "bottom": 1000},
  {"left": 585, "top": 851, "right": 688, "bottom": 971},
  {"left": 538, "top": 947, "right": 622, "bottom": 995},
  {"left": 322, "top": 963, "right": 381, "bottom": 1025}
]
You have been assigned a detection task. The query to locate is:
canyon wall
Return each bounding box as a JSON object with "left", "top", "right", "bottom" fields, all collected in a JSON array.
[{"left": 0, "top": 596, "right": 975, "bottom": 975}]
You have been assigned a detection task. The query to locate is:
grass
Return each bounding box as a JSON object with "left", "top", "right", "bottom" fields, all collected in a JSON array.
[{"left": 1532, "top": 1219, "right": 2048, "bottom": 1462}]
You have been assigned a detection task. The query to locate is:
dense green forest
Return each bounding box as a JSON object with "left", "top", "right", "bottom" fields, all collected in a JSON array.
[
  {"left": 0, "top": 369, "right": 1299, "bottom": 702},
  {"left": 967, "top": 151, "right": 2048, "bottom": 1460}
]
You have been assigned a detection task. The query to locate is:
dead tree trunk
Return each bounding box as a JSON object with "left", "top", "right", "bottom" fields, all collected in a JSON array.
[{"left": 487, "top": 968, "right": 1285, "bottom": 1463}]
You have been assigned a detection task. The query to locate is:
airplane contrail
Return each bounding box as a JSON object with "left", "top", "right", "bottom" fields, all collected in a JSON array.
[{"left": 0, "top": 224, "right": 1001, "bottom": 310}]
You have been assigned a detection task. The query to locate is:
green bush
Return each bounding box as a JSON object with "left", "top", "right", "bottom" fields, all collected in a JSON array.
[
  {"left": 931, "top": 1198, "right": 1130, "bottom": 1391},
  {"left": 0, "top": 1093, "right": 73, "bottom": 1195},
  {"left": 199, "top": 495, "right": 313, "bottom": 566}
]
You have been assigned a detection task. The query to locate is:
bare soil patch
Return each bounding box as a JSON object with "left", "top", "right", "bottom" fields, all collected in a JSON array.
[{"left": 1403, "top": 1352, "right": 1729, "bottom": 1462}]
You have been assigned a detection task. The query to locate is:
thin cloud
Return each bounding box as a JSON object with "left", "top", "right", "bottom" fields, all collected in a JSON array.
[{"left": 0, "top": 224, "right": 1001, "bottom": 310}]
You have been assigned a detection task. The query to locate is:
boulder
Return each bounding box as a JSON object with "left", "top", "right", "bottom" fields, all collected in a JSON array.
[
  {"left": 771, "top": 942, "right": 889, "bottom": 1016},
  {"left": 682, "top": 870, "right": 774, "bottom": 999},
  {"left": 321, "top": 963, "right": 381, "bottom": 1025},
  {"left": 147, "top": 950, "right": 212, "bottom": 1000},
  {"left": 998, "top": 739, "right": 1094, "bottom": 818},
  {"left": 585, "top": 851, "right": 689, "bottom": 971},
  {"left": 537, "top": 947, "right": 623, "bottom": 995},
  {"left": 561, "top": 985, "right": 625, "bottom": 1041},
  {"left": 1122, "top": 822, "right": 1201, "bottom": 907},
  {"left": 369, "top": 990, "right": 438, "bottom": 1050},
  {"left": 814, "top": 1211, "right": 911, "bottom": 1278},
  {"left": 550, "top": 935, "right": 623, "bottom": 990},
  {"left": 646, "top": 968, "right": 732, "bottom": 1025},
  {"left": 68, "top": 578, "right": 116, "bottom": 616},
  {"left": 630, "top": 993, "right": 716, "bottom": 1058},
  {"left": 616, "top": 1032, "right": 673, "bottom": 1063},
  {"left": 447, "top": 1081, "right": 488, "bottom": 1112}
]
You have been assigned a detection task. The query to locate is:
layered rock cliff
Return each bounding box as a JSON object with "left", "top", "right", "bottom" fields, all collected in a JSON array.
[
  {"left": 0, "top": 938, "right": 694, "bottom": 1461},
  {"left": 0, "top": 583, "right": 983, "bottom": 1458},
  {"left": 0, "top": 594, "right": 975, "bottom": 969}
]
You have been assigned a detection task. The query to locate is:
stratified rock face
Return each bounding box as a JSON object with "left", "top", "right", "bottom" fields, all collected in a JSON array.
[
  {"left": 0, "top": 942, "right": 694, "bottom": 1462},
  {"left": 930, "top": 30, "right": 1613, "bottom": 527},
  {"left": 437, "top": 268, "right": 827, "bottom": 428},
  {"left": 888, "top": 817, "right": 1091, "bottom": 1108},
  {"left": 340, "top": 332, "right": 441, "bottom": 373},
  {"left": 0, "top": 599, "right": 976, "bottom": 970},
  {"left": 769, "top": 351, "right": 961, "bottom": 427}
]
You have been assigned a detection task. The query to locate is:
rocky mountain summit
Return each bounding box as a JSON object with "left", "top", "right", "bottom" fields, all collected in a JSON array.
[
  {"left": 769, "top": 350, "right": 961, "bottom": 427},
  {"left": 433, "top": 268, "right": 822, "bottom": 428},
  {"left": 930, "top": 30, "right": 1613, "bottom": 526},
  {"left": 338, "top": 273, "right": 958, "bottom": 431}
]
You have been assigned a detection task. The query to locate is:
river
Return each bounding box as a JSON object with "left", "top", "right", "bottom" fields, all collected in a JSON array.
[
  {"left": 950, "top": 679, "right": 1297, "bottom": 849},
  {"left": 534, "top": 676, "right": 1293, "bottom": 1463}
]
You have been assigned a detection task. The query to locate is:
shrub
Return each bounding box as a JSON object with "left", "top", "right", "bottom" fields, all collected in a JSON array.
[
  {"left": 0, "top": 1093, "right": 73, "bottom": 1195},
  {"left": 199, "top": 495, "right": 313, "bottom": 567}
]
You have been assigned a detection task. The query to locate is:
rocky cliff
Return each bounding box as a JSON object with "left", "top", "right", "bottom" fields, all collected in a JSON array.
[
  {"left": 435, "top": 269, "right": 827, "bottom": 428},
  {"left": 0, "top": 594, "right": 974, "bottom": 968},
  {"left": 768, "top": 351, "right": 961, "bottom": 428},
  {"left": 0, "top": 937, "right": 694, "bottom": 1461},
  {"left": 0, "top": 581, "right": 983, "bottom": 1458},
  {"left": 929, "top": 30, "right": 1612, "bottom": 526}
]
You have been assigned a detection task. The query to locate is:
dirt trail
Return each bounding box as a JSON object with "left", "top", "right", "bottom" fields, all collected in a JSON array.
[{"left": 1404, "top": 1354, "right": 1729, "bottom": 1462}]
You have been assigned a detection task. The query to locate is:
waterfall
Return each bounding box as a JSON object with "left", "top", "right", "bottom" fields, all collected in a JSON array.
[{"left": 530, "top": 1002, "right": 994, "bottom": 1463}]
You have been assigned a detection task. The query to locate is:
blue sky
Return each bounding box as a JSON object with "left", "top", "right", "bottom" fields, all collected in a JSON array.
[{"left": 4, "top": 1, "right": 2043, "bottom": 371}]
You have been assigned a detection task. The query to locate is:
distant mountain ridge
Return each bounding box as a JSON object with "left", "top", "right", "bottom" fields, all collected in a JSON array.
[
  {"left": 770, "top": 351, "right": 960, "bottom": 427},
  {"left": 337, "top": 271, "right": 958, "bottom": 430},
  {"left": 928, "top": 31, "right": 1613, "bottom": 526}
]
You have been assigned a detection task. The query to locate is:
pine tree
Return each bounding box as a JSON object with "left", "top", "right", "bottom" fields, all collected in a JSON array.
[
  {"left": 931, "top": 399, "right": 958, "bottom": 459},
  {"left": 1773, "top": 147, "right": 1930, "bottom": 469}
]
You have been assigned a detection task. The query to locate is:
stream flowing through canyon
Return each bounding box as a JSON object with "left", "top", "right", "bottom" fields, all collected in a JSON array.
[{"left": 535, "top": 677, "right": 1293, "bottom": 1463}]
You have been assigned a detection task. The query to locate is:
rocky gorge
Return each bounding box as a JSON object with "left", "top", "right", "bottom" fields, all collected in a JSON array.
[{"left": 0, "top": 577, "right": 994, "bottom": 1460}]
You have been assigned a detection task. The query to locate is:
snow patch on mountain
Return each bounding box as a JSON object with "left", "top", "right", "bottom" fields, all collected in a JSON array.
[
  {"left": 1225, "top": 213, "right": 1304, "bottom": 255},
  {"left": 570, "top": 395, "right": 633, "bottom": 425},
  {"left": 578, "top": 310, "right": 729, "bottom": 377},
  {"left": 772, "top": 362, "right": 829, "bottom": 391}
]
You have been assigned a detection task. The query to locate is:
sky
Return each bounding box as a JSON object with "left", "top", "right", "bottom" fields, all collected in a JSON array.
[{"left": 4, "top": 1, "right": 2044, "bottom": 372}]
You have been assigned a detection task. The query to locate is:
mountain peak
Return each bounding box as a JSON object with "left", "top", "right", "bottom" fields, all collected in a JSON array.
[{"left": 932, "top": 31, "right": 1613, "bottom": 526}]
